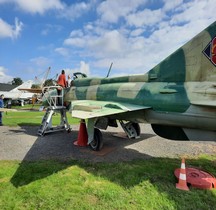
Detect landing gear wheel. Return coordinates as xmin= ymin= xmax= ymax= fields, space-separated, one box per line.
xmin=67 ymin=128 xmax=72 ymax=133
xmin=131 ymin=123 xmax=140 ymax=138
xmin=89 ymin=128 xmax=103 ymax=151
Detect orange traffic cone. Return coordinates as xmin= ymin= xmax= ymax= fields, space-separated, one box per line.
xmin=176 ymin=158 xmax=189 ymax=191
xmin=74 ymin=119 xmax=88 ymax=147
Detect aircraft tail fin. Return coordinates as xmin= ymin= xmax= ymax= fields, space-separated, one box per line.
xmin=10 ymin=80 xmax=33 ymax=92
xmin=148 ymin=21 xmax=216 ymax=82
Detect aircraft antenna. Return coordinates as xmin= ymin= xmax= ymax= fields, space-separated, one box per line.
xmin=106 ymin=62 xmax=113 ymax=78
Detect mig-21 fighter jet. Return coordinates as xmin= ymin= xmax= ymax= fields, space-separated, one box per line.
xmin=43 ymin=21 xmax=216 ymax=151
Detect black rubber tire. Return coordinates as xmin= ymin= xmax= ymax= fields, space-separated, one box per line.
xmin=131 ymin=123 xmax=141 ymax=138
xmin=89 ymin=128 xmax=103 ymax=151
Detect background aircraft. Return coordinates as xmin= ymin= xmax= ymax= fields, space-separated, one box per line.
xmin=0 ymin=80 xmax=34 ymax=105
xmin=43 ymin=21 xmax=216 ymax=151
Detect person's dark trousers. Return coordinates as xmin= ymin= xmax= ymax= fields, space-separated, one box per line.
xmin=57 ymin=88 xmax=63 ymax=106
xmin=0 ymin=112 xmax=2 ymax=125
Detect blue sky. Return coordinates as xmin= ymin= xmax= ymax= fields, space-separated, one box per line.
xmin=0 ymin=0 xmax=216 ymax=83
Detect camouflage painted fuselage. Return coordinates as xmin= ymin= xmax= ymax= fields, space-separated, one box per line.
xmin=63 ymin=21 xmax=216 ymax=141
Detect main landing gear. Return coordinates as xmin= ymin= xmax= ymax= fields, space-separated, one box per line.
xmin=89 ymin=120 xmax=140 ymax=151
xmin=119 ymin=120 xmax=141 ymax=139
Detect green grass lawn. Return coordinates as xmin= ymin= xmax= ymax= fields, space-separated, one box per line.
xmin=0 ymin=156 xmax=216 ymax=210
xmin=2 ymin=105 xmax=79 ymax=126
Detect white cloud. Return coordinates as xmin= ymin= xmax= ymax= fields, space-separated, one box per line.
xmin=97 ymin=0 xmax=147 ymax=24
xmin=64 ymin=37 xmax=86 ymax=48
xmin=88 ymin=30 xmax=127 ymax=57
xmin=54 ymin=47 xmax=69 ymax=57
xmin=41 ymin=24 xmax=63 ymax=36
xmin=64 ymin=28 xmax=128 ymax=58
xmin=80 ymin=61 xmax=90 ymax=76
xmin=63 ymin=29 xmax=86 ymax=47
xmin=162 ymin=0 xmax=183 ymax=12
xmin=59 ymin=1 xmax=92 ymax=20
xmin=0 ymin=66 xmax=13 ymax=83
xmin=170 ymin=0 xmax=216 ymax=27
xmin=64 ymin=61 xmax=90 ymax=77
xmin=0 ymin=0 xmax=64 ymax=14
xmin=84 ymin=23 xmax=94 ymax=31
xmin=130 ymin=28 xmax=144 ymax=37
xmin=126 ymin=8 xmax=165 ymax=27
xmin=0 ymin=0 xmax=97 ymax=21
xmin=30 ymin=56 xmax=51 ymax=67
xmin=0 ymin=17 xmax=23 ymax=39
xmin=13 ymin=17 xmax=23 ymax=38
xmin=70 ymin=29 xmax=84 ymax=37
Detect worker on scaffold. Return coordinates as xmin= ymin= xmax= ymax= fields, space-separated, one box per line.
xmin=57 ymin=70 xmax=67 ymax=106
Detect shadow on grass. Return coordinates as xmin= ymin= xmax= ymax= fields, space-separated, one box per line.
xmin=10 ymin=157 xmax=216 ymax=209
xmin=18 ymin=123 xmax=41 ymax=126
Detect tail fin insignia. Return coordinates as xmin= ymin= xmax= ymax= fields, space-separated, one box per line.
xmin=203 ymin=36 xmax=216 ymax=66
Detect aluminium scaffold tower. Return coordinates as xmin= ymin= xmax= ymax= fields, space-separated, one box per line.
xmin=37 ymin=86 xmax=71 ymax=136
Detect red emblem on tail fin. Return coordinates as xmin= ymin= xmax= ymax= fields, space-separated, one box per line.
xmin=211 ymin=37 xmax=216 ymax=65
xmin=203 ymin=36 xmax=216 ymax=66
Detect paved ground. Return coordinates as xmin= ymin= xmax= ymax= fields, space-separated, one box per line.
xmin=0 ymin=124 xmax=216 ymax=162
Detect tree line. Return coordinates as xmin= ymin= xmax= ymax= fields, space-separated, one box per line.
xmin=10 ymin=77 xmax=55 ymax=88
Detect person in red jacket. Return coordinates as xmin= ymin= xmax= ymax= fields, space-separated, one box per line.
xmin=57 ymin=70 xmax=67 ymax=88
xmin=57 ymin=70 xmax=67 ymax=105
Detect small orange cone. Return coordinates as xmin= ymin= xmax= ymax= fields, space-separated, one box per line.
xmin=74 ymin=119 xmax=88 ymax=147
xmin=176 ymin=158 xmax=189 ymax=191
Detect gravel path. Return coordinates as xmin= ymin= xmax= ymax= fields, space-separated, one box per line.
xmin=0 ymin=124 xmax=216 ymax=162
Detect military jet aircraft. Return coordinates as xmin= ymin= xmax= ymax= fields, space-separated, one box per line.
xmin=43 ymin=21 xmax=216 ymax=151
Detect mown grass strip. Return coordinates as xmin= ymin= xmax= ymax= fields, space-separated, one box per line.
xmin=3 ymin=108 xmax=79 ymax=126
xmin=0 ymin=156 xmax=215 ymax=209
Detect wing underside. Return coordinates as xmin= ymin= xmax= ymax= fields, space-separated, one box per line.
xmin=70 ymin=100 xmax=150 ymax=119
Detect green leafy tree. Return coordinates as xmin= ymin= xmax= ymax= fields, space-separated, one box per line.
xmin=31 ymin=84 xmax=41 ymax=89
xmin=44 ymin=79 xmax=55 ymax=87
xmin=11 ymin=77 xmax=23 ymax=85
